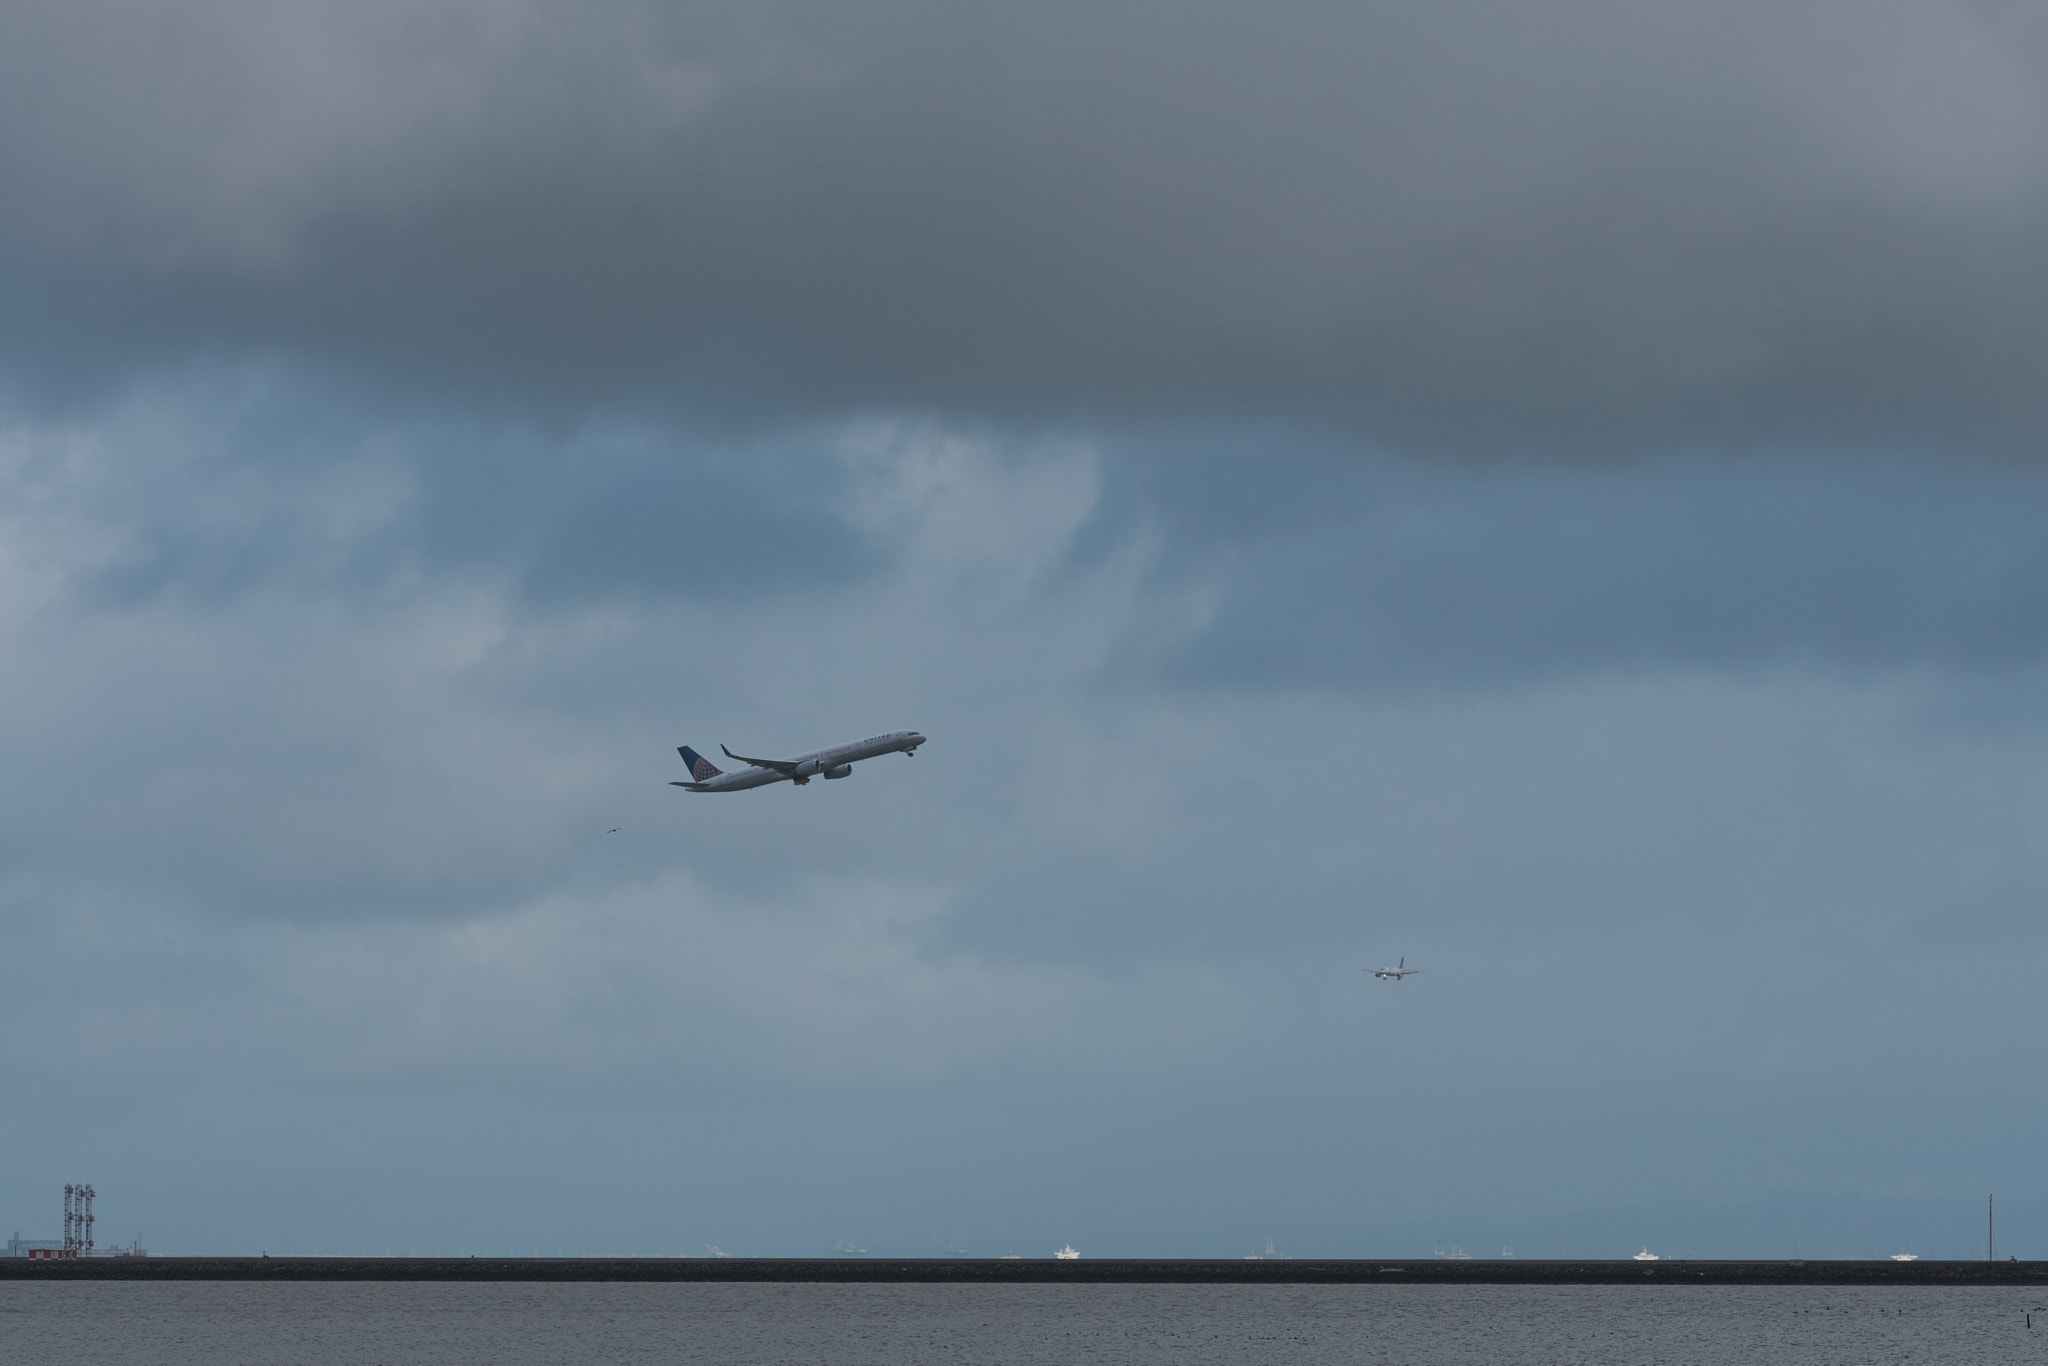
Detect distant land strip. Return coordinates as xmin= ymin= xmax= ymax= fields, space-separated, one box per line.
xmin=5 ymin=1259 xmax=2047 ymax=1284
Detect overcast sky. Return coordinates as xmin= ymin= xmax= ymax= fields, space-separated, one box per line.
xmin=3 ymin=0 xmax=2047 ymax=1259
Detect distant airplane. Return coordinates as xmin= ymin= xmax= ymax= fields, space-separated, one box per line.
xmin=670 ymin=731 xmax=927 ymax=792
xmin=1372 ymin=958 xmax=1422 ymax=981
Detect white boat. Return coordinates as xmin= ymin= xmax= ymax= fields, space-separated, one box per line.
xmin=1633 ymin=1248 xmax=1660 ymax=1261
xmin=1890 ymin=1252 xmax=1918 ymax=1262
xmin=1054 ymin=1245 xmax=1079 ymax=1260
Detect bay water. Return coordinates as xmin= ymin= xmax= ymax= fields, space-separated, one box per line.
xmin=4 ymin=1280 xmax=2043 ymax=1364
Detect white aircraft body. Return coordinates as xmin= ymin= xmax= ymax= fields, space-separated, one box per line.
xmin=1372 ymin=958 xmax=1422 ymax=981
xmin=670 ymin=731 xmax=926 ymax=792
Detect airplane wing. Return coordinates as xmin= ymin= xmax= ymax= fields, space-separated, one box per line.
xmin=721 ymin=744 xmax=798 ymax=774
xmin=669 ymin=781 xmax=710 ymax=791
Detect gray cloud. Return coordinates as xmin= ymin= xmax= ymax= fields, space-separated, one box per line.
xmin=5 ymin=394 xmax=2048 ymax=1254
xmin=4 ymin=1 xmax=2048 ymax=452
xmin=1112 ymin=442 xmax=2048 ymax=686
xmin=10 ymin=386 xmax=2048 ymax=949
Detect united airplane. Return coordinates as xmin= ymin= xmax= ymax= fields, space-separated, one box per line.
xmin=1371 ymin=958 xmax=1422 ymax=981
xmin=670 ymin=731 xmax=927 ymax=792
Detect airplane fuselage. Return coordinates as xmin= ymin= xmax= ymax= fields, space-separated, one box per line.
xmin=675 ymin=731 xmax=926 ymax=792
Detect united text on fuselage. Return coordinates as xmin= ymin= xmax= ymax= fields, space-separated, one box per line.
xmin=670 ymin=731 xmax=927 ymax=792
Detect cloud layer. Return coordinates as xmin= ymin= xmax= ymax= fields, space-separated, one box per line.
xmin=4 ymin=3 xmax=2047 ymax=1258
xmin=4 ymin=1 xmax=2048 ymax=453
xmin=5 ymin=385 xmax=2048 ymax=1253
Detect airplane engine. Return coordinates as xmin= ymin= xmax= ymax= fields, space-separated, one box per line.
xmin=822 ymin=764 xmax=854 ymax=779
xmin=793 ymin=758 xmax=823 ymax=779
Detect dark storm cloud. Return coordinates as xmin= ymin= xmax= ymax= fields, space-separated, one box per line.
xmin=3 ymin=0 xmax=2047 ymax=453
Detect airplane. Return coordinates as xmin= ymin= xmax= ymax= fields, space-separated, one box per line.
xmin=670 ymin=731 xmax=927 ymax=792
xmin=1371 ymin=958 xmax=1422 ymax=981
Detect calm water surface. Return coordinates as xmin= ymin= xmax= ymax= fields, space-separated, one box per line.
xmin=3 ymin=1281 xmax=2043 ymax=1364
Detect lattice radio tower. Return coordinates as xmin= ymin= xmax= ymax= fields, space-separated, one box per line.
xmin=61 ymin=1183 xmax=94 ymax=1255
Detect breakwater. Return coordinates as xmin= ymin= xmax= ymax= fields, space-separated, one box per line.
xmin=4 ymin=1258 xmax=2045 ymax=1284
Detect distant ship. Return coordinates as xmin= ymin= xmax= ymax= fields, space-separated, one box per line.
xmin=1890 ymin=1252 xmax=1919 ymax=1262
xmin=1633 ymin=1248 xmax=1660 ymax=1261
xmin=1055 ymin=1245 xmax=1079 ymax=1260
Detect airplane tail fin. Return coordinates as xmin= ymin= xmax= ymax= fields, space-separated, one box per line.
xmin=678 ymin=745 xmax=723 ymax=782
